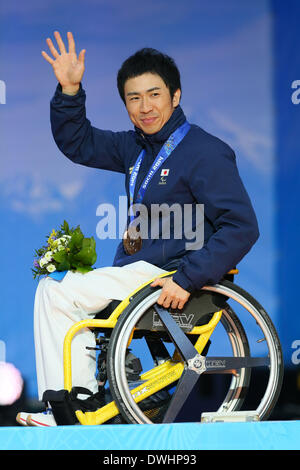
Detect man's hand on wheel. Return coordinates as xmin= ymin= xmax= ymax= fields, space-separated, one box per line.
xmin=42 ymin=31 xmax=85 ymax=95
xmin=150 ymin=277 xmax=190 ymax=310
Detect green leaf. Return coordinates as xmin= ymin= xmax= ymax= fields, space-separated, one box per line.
xmin=74 ymin=266 xmax=94 ymax=274
xmin=73 ymin=246 xmax=97 ymax=266
xmin=52 ymin=250 xmax=68 ymax=263
xmin=62 ymin=220 xmax=70 ymax=234
xmin=68 ymin=228 xmax=84 ymax=251
xmin=57 ymin=259 xmax=71 ymax=271
xmin=72 ymin=237 xmax=97 ymax=265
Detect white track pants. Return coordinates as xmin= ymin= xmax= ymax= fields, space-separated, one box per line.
xmin=33 ymin=261 xmax=165 ymax=400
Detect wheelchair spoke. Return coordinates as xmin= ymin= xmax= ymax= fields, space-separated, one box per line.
xmin=205 ymin=356 xmax=270 ymax=372
xmin=162 ymin=368 xmax=201 ymax=423
xmin=153 ymin=305 xmax=198 ymax=362
xmin=153 ymin=305 xmax=208 ymax=423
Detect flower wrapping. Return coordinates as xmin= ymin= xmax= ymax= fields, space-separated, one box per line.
xmin=32 ymin=220 xmax=97 ymax=279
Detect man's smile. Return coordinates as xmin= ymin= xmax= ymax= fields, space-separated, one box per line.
xmin=140 ymin=117 xmax=158 ymax=125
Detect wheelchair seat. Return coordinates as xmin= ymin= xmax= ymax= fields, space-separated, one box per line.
xmin=94 ymin=299 xmax=122 ymax=320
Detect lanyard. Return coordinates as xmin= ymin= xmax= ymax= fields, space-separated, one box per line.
xmin=128 ymin=120 xmax=191 ymax=223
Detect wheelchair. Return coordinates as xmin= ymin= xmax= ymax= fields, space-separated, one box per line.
xmin=62 ymin=269 xmax=283 ymax=425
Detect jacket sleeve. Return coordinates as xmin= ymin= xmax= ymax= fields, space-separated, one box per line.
xmin=50 ymin=84 xmax=129 ymax=173
xmin=172 ymin=142 xmax=259 ymax=292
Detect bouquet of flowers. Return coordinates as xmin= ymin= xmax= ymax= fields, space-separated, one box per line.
xmin=32 ymin=220 xmax=97 ymax=279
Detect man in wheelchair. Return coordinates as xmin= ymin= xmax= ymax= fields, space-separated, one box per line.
xmin=17 ymin=31 xmax=259 ymax=426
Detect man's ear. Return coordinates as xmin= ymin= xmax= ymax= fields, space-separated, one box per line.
xmin=172 ymin=88 xmax=181 ymax=107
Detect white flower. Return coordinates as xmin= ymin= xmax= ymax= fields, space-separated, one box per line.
xmin=61 ymin=235 xmax=71 ymax=243
xmin=39 ymin=257 xmax=47 ymax=268
xmin=44 ymin=251 xmax=53 ymax=262
xmin=46 ymin=264 xmax=56 ymax=273
xmin=54 ymin=235 xmax=71 ymax=247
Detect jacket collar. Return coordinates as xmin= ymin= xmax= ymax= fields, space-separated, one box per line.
xmin=134 ymin=105 xmax=187 ymax=150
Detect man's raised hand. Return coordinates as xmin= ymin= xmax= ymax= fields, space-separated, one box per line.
xmin=42 ymin=31 xmax=86 ymax=95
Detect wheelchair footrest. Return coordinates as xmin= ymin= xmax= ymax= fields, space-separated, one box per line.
xmin=201 ymin=411 xmax=260 ymax=423
xmin=42 ymin=387 xmax=107 ymax=425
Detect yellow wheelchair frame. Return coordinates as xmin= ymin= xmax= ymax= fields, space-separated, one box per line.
xmin=62 ymin=269 xmax=240 ymax=425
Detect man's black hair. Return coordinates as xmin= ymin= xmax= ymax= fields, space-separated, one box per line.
xmin=117 ymin=47 xmax=182 ymax=104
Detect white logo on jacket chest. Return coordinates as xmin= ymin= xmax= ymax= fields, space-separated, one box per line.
xmin=159 ymin=168 xmax=170 ymax=185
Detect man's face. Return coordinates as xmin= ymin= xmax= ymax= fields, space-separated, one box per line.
xmin=124 ymin=72 xmax=181 ymax=135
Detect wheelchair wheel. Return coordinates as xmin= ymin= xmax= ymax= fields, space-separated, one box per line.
xmin=107 ymin=279 xmax=283 ymax=424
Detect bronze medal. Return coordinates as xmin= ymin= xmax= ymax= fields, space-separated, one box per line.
xmin=123 ymin=228 xmax=142 ymax=255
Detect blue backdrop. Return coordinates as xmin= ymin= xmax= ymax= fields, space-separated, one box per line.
xmin=272 ymin=0 xmax=300 ymax=366
xmin=0 ymin=0 xmax=298 ymax=399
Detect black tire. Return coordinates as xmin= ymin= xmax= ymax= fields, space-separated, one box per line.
xmin=107 ymin=280 xmax=283 ymax=424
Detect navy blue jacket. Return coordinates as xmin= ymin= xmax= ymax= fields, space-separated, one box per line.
xmin=50 ymin=84 xmax=259 ymax=292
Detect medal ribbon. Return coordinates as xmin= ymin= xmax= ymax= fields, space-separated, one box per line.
xmin=128 ymin=120 xmax=191 ymax=224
